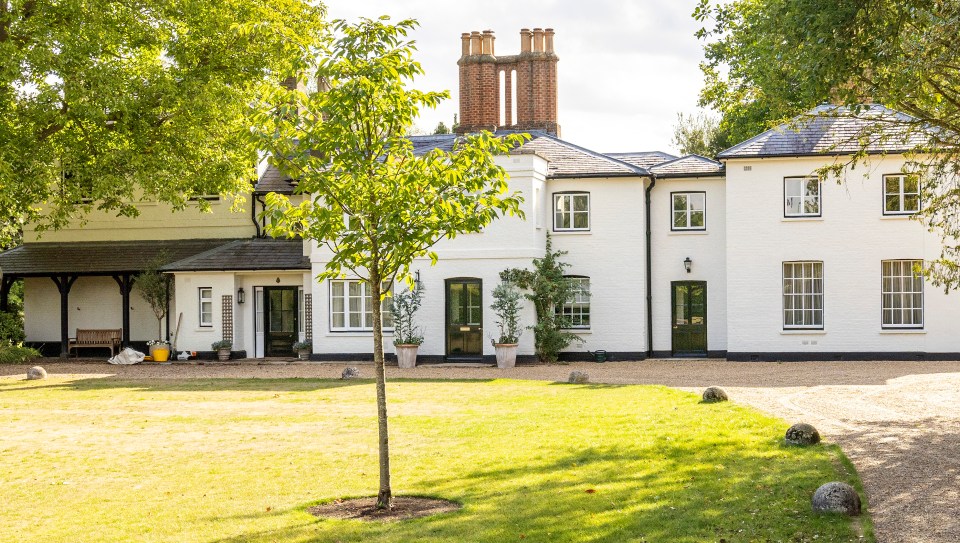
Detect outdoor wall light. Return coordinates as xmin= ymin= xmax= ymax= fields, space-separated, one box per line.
xmin=237 ymin=287 xmax=245 ymax=304
xmin=414 ymin=270 xmax=422 ymax=289
xmin=684 ymin=257 xmax=693 ymax=274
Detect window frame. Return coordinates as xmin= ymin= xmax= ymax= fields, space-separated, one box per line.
xmin=882 ymin=174 xmax=921 ymax=216
xmin=552 ymin=192 xmax=591 ymax=232
xmin=558 ymin=276 xmax=591 ymax=329
xmin=670 ymin=191 xmax=707 ymax=231
xmin=782 ymin=261 xmax=824 ymax=330
xmin=881 ymin=259 xmax=924 ymax=329
xmin=783 ymin=176 xmax=822 ymax=218
xmin=198 ymin=287 xmax=213 ymax=328
xmin=328 ymin=279 xmax=394 ymax=332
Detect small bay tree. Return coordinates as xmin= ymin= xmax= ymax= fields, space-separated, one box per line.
xmin=253 ymin=17 xmax=526 ymax=509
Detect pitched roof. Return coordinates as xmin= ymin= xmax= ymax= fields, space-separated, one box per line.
xmin=0 ymin=239 xmax=236 ymax=277
xmin=605 ymin=151 xmax=678 ymax=169
xmin=161 ymin=238 xmax=309 ymax=272
xmin=255 ymin=164 xmax=296 ymax=194
xmin=649 ymin=155 xmax=725 ymax=178
xmin=718 ymin=104 xmax=931 ymax=159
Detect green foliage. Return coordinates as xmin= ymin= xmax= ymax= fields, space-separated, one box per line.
xmin=0 ymin=343 xmax=40 ymax=364
xmin=0 ymin=0 xmax=327 ymax=247
xmin=432 ymin=121 xmax=451 ymax=135
xmin=135 ymin=255 xmax=172 ymax=340
xmin=490 ymin=281 xmax=522 ymax=345
xmin=0 ymin=311 xmax=24 ymax=344
xmin=389 ymin=286 xmax=424 ymax=346
xmin=694 ymin=0 xmax=960 ymax=288
xmin=501 ymin=235 xmax=583 ymax=363
xmin=292 ymin=340 xmax=312 ymax=351
xmin=671 ymin=111 xmax=724 ymax=158
xmin=211 ymin=339 xmax=232 ymax=350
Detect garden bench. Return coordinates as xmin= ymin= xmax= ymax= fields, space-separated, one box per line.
xmin=68 ymin=329 xmax=122 ymax=357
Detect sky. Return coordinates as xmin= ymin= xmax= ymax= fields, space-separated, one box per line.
xmin=323 ymin=0 xmax=712 ymax=155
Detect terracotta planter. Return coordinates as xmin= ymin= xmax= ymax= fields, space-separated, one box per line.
xmin=217 ymin=348 xmax=231 ymax=361
xmin=395 ymin=344 xmax=419 ymax=369
xmin=494 ymin=343 xmax=518 ymax=369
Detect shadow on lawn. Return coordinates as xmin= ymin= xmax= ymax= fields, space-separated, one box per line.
xmin=207 ymin=441 xmax=869 ymax=543
xmin=0 ymin=376 xmax=497 ymax=393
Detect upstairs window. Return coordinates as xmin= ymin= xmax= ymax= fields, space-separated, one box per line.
xmin=883 ymin=174 xmax=920 ymax=215
xmin=553 ymin=192 xmax=590 ymax=231
xmin=671 ymin=192 xmax=706 ymax=230
xmin=784 ymin=177 xmax=821 ymax=217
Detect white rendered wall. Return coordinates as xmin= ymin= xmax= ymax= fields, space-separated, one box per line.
xmin=725 ymin=155 xmax=960 ymax=355
xmin=650 ymin=176 xmax=727 ymax=354
xmin=172 ymin=273 xmax=237 ymax=352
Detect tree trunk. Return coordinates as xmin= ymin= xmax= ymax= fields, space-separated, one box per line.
xmin=370 ymin=270 xmax=392 ymax=509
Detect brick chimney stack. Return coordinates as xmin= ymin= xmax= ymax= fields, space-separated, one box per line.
xmin=456 ymin=27 xmax=560 ymax=137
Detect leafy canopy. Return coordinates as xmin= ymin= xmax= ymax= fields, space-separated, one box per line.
xmin=0 ymin=0 xmax=327 ymax=246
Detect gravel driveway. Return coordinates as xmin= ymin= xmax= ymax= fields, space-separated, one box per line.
xmin=4 ymin=358 xmax=959 ymax=543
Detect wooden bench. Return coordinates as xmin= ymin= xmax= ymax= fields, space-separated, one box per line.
xmin=68 ymin=329 xmax=122 ymax=357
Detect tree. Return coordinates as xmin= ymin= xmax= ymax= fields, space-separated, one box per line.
xmin=135 ymin=255 xmax=172 ymax=341
xmin=694 ymin=0 xmax=960 ymax=287
xmin=0 ymin=0 xmax=327 ymax=247
xmin=671 ymin=111 xmax=724 ymax=157
xmin=432 ymin=121 xmax=451 ymax=135
xmin=253 ymin=17 xmax=526 ymax=509
xmin=501 ymin=235 xmax=583 ymax=363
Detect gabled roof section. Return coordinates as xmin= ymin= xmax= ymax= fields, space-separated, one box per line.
xmin=718 ymin=104 xmax=931 ymax=159
xmin=161 ymin=238 xmax=309 ymax=272
xmin=0 ymin=239 xmax=237 ymax=277
xmin=605 ymin=151 xmax=678 ymax=169
xmin=649 ymin=155 xmax=724 ymax=178
xmin=255 ymin=164 xmax=296 ymax=194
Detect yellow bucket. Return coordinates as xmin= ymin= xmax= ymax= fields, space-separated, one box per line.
xmin=152 ymin=348 xmax=170 ymax=362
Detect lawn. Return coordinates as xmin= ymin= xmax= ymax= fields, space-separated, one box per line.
xmin=0 ymin=376 xmax=872 ymax=542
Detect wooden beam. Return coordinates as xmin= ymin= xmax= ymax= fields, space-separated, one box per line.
xmin=0 ymin=275 xmax=15 ymax=312
xmin=112 ymin=274 xmax=135 ymax=347
xmin=51 ymin=274 xmax=78 ymax=358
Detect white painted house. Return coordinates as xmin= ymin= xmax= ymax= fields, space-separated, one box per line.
xmin=1 ymin=29 xmax=957 ymax=361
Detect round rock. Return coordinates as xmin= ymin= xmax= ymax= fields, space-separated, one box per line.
xmin=785 ymin=423 xmax=821 ymax=446
xmin=341 ymin=367 xmax=361 ymax=380
xmin=568 ymin=371 xmax=590 ymax=384
xmin=26 ymin=366 xmax=47 ymax=380
xmin=812 ymin=482 xmax=861 ymax=516
xmin=701 ymin=386 xmax=728 ymax=403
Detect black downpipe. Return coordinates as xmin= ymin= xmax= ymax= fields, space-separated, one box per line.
xmin=252 ymin=195 xmax=263 ymax=238
xmin=644 ymin=174 xmax=657 ymax=358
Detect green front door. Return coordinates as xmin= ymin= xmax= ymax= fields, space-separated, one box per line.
xmin=446 ymin=279 xmax=482 ymax=359
xmin=265 ymin=287 xmax=297 ymax=357
xmin=671 ymin=281 xmax=707 ymax=357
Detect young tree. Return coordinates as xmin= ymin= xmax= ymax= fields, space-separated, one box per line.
xmin=0 ymin=0 xmax=327 ymax=247
xmin=694 ymin=0 xmax=960 ymax=287
xmin=253 ymin=17 xmax=526 ymax=509
xmin=135 ymin=255 xmax=173 ymax=342
xmin=671 ymin=111 xmax=724 ymax=158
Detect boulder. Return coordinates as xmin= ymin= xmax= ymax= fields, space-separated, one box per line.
xmin=701 ymin=386 xmax=728 ymax=403
xmin=341 ymin=367 xmax=361 ymax=380
xmin=26 ymin=366 xmax=47 ymax=380
xmin=785 ymin=423 xmax=821 ymax=446
xmin=568 ymin=371 xmax=590 ymax=384
xmin=812 ymin=482 xmax=861 ymax=516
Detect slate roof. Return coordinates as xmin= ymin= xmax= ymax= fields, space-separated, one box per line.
xmin=649 ymin=155 xmax=725 ymax=178
xmin=718 ymin=104 xmax=932 ymax=159
xmin=0 ymin=239 xmax=236 ymax=277
xmin=161 ymin=238 xmax=309 ymax=272
xmin=255 ymin=164 xmax=296 ymax=194
xmin=605 ymin=151 xmax=678 ymax=169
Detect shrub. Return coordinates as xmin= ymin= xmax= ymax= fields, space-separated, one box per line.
xmin=292 ymin=340 xmax=312 ymax=351
xmin=389 ymin=285 xmax=424 ymax=346
xmin=0 ymin=343 xmax=42 ymax=364
xmin=0 ymin=311 xmax=25 ymax=344
xmin=490 ymin=281 xmax=523 ymax=345
xmin=211 ymin=340 xmax=232 ymax=350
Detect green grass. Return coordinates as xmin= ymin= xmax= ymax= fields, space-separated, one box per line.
xmin=0 ymin=377 xmax=872 ymax=542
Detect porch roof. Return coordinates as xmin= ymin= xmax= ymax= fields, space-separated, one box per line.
xmin=0 ymin=239 xmax=238 ymax=277
xmin=160 ymin=238 xmax=309 ymax=272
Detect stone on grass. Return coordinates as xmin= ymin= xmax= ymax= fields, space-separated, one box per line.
xmin=812 ymin=482 xmax=861 ymax=516
xmin=341 ymin=367 xmax=361 ymax=380
xmin=568 ymin=371 xmax=590 ymax=384
xmin=701 ymin=386 xmax=728 ymax=403
xmin=785 ymin=423 xmax=821 ymax=446
xmin=26 ymin=366 xmax=47 ymax=380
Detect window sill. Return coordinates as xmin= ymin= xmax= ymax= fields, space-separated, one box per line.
xmin=879 ymin=214 xmax=916 ymax=220
xmin=668 ymin=230 xmax=708 ymax=236
xmin=194 ymin=328 xmax=215 ymax=333
xmin=879 ymin=329 xmax=926 ymax=334
xmin=780 ymin=330 xmax=826 ymax=335
xmin=552 ymin=230 xmax=592 ymax=236
xmin=781 ymin=217 xmax=823 ymax=222
xmin=563 ymin=328 xmax=592 ymax=334
xmin=325 ymin=331 xmax=394 ymax=337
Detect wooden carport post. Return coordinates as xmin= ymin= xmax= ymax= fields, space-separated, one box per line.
xmin=51 ymin=274 xmax=78 ymax=358
xmin=112 ymin=274 xmax=135 ymax=347
xmin=0 ymin=275 xmax=15 ymax=312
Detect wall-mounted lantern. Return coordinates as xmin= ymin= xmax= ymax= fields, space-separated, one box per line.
xmin=684 ymin=257 xmax=692 ymax=274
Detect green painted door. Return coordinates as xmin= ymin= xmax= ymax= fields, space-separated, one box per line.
xmin=265 ymin=287 xmax=297 ymax=357
xmin=671 ymin=281 xmax=707 ymax=356
xmin=446 ymin=279 xmax=482 ymax=358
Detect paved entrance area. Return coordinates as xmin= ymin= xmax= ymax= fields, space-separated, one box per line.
xmin=5 ymin=358 xmax=959 ymax=542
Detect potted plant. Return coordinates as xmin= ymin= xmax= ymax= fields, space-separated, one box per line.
xmin=389 ymin=285 xmax=423 ymax=369
xmin=211 ymin=339 xmax=232 ymax=361
xmin=147 ymin=339 xmax=171 ymax=362
xmin=490 ymin=281 xmax=523 ymax=368
xmin=293 ymin=340 xmax=312 ymax=360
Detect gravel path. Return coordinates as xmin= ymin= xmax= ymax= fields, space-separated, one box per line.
xmin=5 ymin=358 xmax=959 ymax=542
